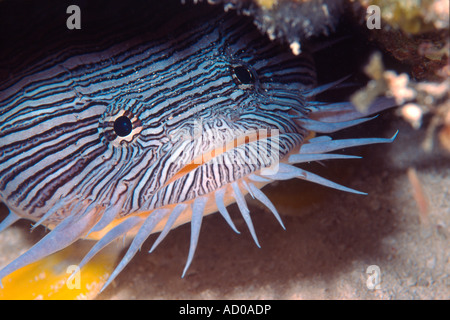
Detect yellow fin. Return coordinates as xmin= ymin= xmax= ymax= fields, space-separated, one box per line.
xmin=0 ymin=241 xmax=120 ymax=300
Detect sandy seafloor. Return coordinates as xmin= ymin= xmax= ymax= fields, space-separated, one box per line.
xmin=0 ymin=111 xmax=448 ymax=300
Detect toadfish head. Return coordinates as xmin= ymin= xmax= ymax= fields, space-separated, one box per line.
xmin=0 ymin=2 xmax=397 ymax=291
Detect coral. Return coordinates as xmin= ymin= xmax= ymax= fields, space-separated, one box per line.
xmin=348 ymin=0 xmax=449 ymax=81
xmin=344 ymin=0 xmax=450 ymax=152
xmin=350 ymin=49 xmax=450 ymax=152
xmin=211 ymin=0 xmax=345 ymax=54
xmin=357 ymin=0 xmax=449 ymax=34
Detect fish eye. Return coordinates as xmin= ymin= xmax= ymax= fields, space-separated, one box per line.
xmin=232 ymin=65 xmax=254 ymax=85
xmin=114 ymin=115 xmax=133 ymax=137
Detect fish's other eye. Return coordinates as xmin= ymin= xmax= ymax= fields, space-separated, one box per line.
xmin=232 ymin=65 xmax=254 ymax=85
xmin=114 ymin=115 xmax=133 ymax=137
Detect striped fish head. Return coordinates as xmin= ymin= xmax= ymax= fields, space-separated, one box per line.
xmin=0 ymin=2 xmax=396 ymax=291
xmin=0 ymin=10 xmax=315 ymax=234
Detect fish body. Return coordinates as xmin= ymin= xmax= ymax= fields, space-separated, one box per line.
xmin=0 ymin=0 xmax=396 ymax=293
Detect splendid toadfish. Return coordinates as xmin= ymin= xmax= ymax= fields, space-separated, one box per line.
xmin=0 ymin=0 xmax=397 ymax=298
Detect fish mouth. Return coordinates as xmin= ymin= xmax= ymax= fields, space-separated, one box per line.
xmin=85 ymin=127 xmax=298 ymax=242
xmin=164 ymin=128 xmax=287 ymax=189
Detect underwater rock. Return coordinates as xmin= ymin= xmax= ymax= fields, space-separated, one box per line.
xmin=215 ymin=1 xmax=448 ymax=81
xmin=343 ymin=0 xmax=449 ymax=152
xmin=348 ymin=0 xmax=449 ymax=81
xmin=211 ymin=0 xmax=346 ymax=54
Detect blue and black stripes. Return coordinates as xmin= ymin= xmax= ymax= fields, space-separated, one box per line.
xmin=0 ymin=0 xmax=397 ymax=290
xmin=0 ymin=2 xmax=313 ymax=221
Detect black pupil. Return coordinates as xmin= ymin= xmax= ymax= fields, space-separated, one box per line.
xmin=114 ymin=116 xmax=132 ymax=137
xmin=233 ymin=66 xmax=253 ymax=84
